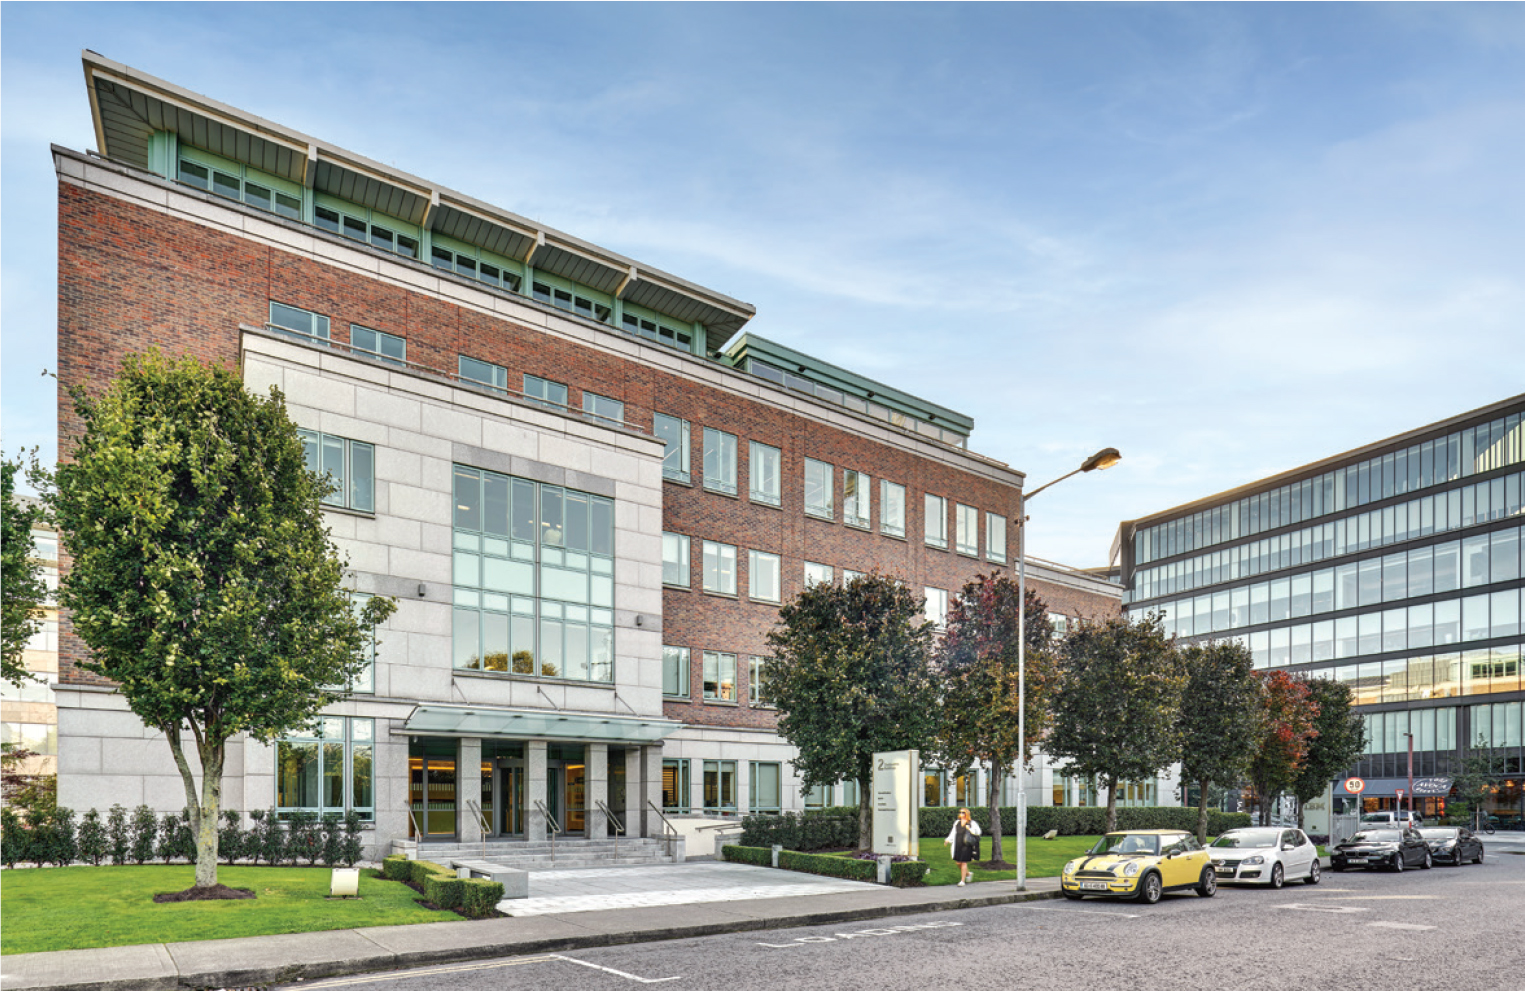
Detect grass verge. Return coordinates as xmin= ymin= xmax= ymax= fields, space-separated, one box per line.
xmin=829 ymin=835 xmax=1101 ymax=886
xmin=1 ymin=865 xmax=450 ymax=955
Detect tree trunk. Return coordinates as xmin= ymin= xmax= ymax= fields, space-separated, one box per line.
xmin=858 ymin=776 xmax=872 ymax=851
xmin=165 ymin=727 xmax=223 ymax=889
xmin=987 ymin=766 xmax=1004 ymax=864
xmin=1104 ymin=775 xmax=1119 ymax=834
xmin=1196 ymin=778 xmax=1211 ymax=845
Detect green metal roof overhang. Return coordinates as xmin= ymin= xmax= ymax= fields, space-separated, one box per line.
xmin=398 ymin=705 xmax=682 ymax=745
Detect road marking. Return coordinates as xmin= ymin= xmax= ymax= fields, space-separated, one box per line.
xmin=1367 ymin=921 xmax=1436 ymax=931
xmin=550 ymin=955 xmax=680 ymax=984
xmin=756 ymin=921 xmax=962 ymax=947
xmin=1024 ymin=906 xmax=1139 ymax=919
xmin=1275 ymin=903 xmax=1371 ymax=914
xmin=1334 ymin=895 xmax=1438 ymax=901
xmin=293 ymin=957 xmax=558 ymax=988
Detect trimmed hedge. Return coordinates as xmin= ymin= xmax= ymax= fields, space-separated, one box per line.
xmin=459 ymin=878 xmax=506 ymax=918
xmin=423 ymin=872 xmax=464 ymax=910
xmin=889 ymin=859 xmax=930 ymax=886
xmin=738 ymin=812 xmax=857 ymax=851
xmin=382 ymin=854 xmax=413 ymax=881
xmin=917 ymin=805 xmax=1251 ymax=838
xmin=777 ymin=850 xmax=878 ymax=882
xmin=408 ymin=858 xmax=453 ymax=885
xmin=720 ymin=844 xmax=774 ymax=867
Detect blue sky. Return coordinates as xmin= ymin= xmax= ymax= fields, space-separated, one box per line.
xmin=4 ymin=3 xmax=1522 ymax=566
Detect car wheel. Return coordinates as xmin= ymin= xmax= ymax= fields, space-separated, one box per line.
xmin=1392 ymin=853 xmax=1405 ymax=873
xmin=1269 ymin=863 xmax=1284 ymax=889
xmin=1136 ymin=872 xmax=1162 ymax=905
xmin=1305 ymin=860 xmax=1321 ymax=885
xmin=1475 ymin=848 xmax=1484 ymax=865
xmin=1062 ymin=889 xmax=1083 ymax=900
xmin=1421 ymin=851 xmax=1432 ymax=870
xmin=1196 ymin=867 xmax=1217 ymax=898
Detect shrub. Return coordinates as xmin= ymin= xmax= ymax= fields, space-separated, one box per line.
xmin=1 ymin=806 xmax=31 ymax=867
xmin=129 ymin=805 xmax=158 ymax=864
xmin=888 ymin=859 xmax=928 ymax=887
xmin=107 ymin=804 xmax=130 ymax=865
xmin=917 ymin=805 xmax=1251 ymax=838
xmin=340 ymin=810 xmax=364 ymax=866
xmin=381 ymin=854 xmax=413 ymax=881
xmin=219 ymin=809 xmax=245 ymax=865
xmin=409 ymin=859 xmax=454 ymax=885
xmin=721 ymin=844 xmax=774 ymax=867
xmin=78 ymin=808 xmax=108 ymax=866
xmin=249 ymin=808 xmax=287 ymax=865
xmin=286 ymin=810 xmax=323 ymax=865
xmin=458 ymin=878 xmax=505 ymax=918
xmin=320 ymin=815 xmax=345 ymax=867
xmin=739 ymin=812 xmax=857 ymax=851
xmin=423 ymin=871 xmax=464 ymax=910
xmin=777 ymin=850 xmax=877 ymax=882
xmin=40 ymin=806 xmax=78 ymax=866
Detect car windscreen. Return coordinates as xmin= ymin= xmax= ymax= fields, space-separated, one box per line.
xmin=1090 ymin=834 xmax=1160 ymax=855
xmin=1418 ymin=828 xmax=1460 ymax=840
xmin=1349 ymin=829 xmax=1401 ymax=843
xmin=1210 ymin=829 xmax=1279 ymax=848
xmin=1360 ymin=814 xmax=1391 ymax=822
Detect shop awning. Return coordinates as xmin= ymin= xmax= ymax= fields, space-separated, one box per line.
xmin=1342 ymin=776 xmax=1453 ymax=798
xmin=398 ymin=704 xmax=681 ymax=744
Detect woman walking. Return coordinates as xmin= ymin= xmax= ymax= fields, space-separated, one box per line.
xmin=945 ymin=807 xmax=982 ymax=886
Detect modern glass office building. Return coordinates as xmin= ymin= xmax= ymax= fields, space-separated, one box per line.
xmin=1118 ymin=396 xmax=1525 ymax=829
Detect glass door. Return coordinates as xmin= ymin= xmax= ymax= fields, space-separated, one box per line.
xmin=564 ymin=762 xmax=586 ymax=834
xmin=408 ymin=754 xmax=457 ymax=838
xmin=499 ymin=762 xmax=525 ymax=835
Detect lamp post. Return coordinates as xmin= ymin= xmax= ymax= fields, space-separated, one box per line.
xmin=1015 ymin=447 xmax=1120 ymax=890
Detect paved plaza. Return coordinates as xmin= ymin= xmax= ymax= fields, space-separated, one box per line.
xmin=500 ymin=861 xmax=877 ymax=916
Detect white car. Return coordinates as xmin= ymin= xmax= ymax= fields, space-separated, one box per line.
xmin=1209 ymin=827 xmax=1321 ymax=888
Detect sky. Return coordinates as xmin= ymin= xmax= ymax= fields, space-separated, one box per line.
xmin=3 ymin=3 xmax=1523 ymax=567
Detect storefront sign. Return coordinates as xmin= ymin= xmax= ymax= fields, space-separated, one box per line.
xmin=872 ymin=749 xmax=919 ymax=857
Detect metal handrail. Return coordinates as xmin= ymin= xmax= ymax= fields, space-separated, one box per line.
xmin=646 ymin=799 xmax=681 ymax=859
xmin=596 ymin=800 xmax=625 ymax=859
xmin=405 ymin=804 xmax=424 ymax=845
xmin=534 ymin=799 xmax=561 ymax=866
xmin=467 ymin=800 xmax=491 ymax=858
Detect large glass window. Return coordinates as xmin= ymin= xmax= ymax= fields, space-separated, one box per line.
xmin=348 ymin=592 xmax=377 ymax=694
xmin=349 ymin=325 xmax=405 ymax=367
xmin=881 ymin=480 xmax=906 ymax=538
xmin=750 ymin=442 xmax=781 ymax=506
xmin=655 ymin=414 xmax=691 ymax=483
xmin=662 ymin=759 xmax=691 ymax=812
xmin=583 ymin=392 xmax=625 ymax=425
xmin=749 ymin=762 xmax=782 ymax=813
xmin=299 ymin=429 xmax=375 ymax=513
xmin=956 ymin=504 xmax=979 ymax=556
xmin=749 ymin=656 xmax=771 ymax=707
xmin=663 ymin=533 xmax=691 ymax=587
xmin=704 ymin=759 xmax=738 ymax=812
xmin=805 ymin=459 xmax=834 ymax=519
xmin=452 ymin=466 xmax=615 ymax=683
xmin=925 ymin=494 xmax=948 ymax=548
xmin=804 ymin=561 xmax=834 ymax=587
xmin=269 ymin=301 xmax=330 ymax=344
xmin=704 ymin=428 xmax=738 ymax=495
xmin=276 ymin=717 xmax=374 ymax=821
xmin=925 ymin=586 xmax=948 ymax=628
xmin=703 ymin=540 xmax=737 ymax=595
xmin=524 ymin=374 xmax=569 ymax=409
xmin=986 ymin=512 xmax=1007 ymax=564
xmin=749 ymin=550 xmax=782 ymax=603
xmin=459 ymin=355 xmax=509 ymax=394
xmin=843 ymin=470 xmax=871 ymax=528
xmin=703 ymin=651 xmax=737 ymax=702
xmin=663 ymin=646 xmax=689 ymax=699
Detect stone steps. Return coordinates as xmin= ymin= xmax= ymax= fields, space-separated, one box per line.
xmin=395 ymin=836 xmax=677 ymax=871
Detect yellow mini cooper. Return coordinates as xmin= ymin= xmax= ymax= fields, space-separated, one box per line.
xmin=1060 ymin=830 xmax=1217 ymax=905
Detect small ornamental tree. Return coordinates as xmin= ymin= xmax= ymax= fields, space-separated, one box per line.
xmin=53 ymin=351 xmax=396 ymax=895
xmin=1448 ymin=735 xmax=1507 ymax=828
xmin=1178 ymin=639 xmax=1265 ymax=844
xmin=1248 ymin=671 xmax=1318 ymax=825
xmin=1047 ymin=613 xmax=1187 ymax=833
xmin=2 ymin=455 xmax=49 ymax=688
xmin=764 ymin=572 xmax=940 ymax=850
xmin=1292 ymin=677 xmax=1366 ymax=829
xmin=933 ymin=575 xmax=1055 ymax=865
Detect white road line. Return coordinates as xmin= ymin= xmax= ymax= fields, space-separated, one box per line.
xmin=1367 ymin=921 xmax=1436 ymax=931
xmin=1275 ymin=903 xmax=1370 ymax=914
xmin=551 ymin=954 xmax=681 ymax=984
xmin=1024 ymin=906 xmax=1139 ymax=919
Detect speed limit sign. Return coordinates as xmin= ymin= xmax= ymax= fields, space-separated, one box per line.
xmin=1343 ymin=778 xmax=1366 ymax=795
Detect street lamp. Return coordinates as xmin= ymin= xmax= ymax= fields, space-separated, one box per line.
xmin=1015 ymin=447 xmax=1120 ymax=890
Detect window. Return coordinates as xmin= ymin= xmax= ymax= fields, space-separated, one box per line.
xmin=749 ymin=656 xmax=771 ymax=707
xmin=313 ymin=201 xmax=419 ymax=258
xmin=654 ymin=414 xmax=691 ymax=483
xmin=844 ymin=470 xmax=871 ymax=528
xmin=881 ymin=480 xmax=906 ymax=538
xmin=749 ymin=550 xmax=782 ymax=603
xmin=269 ymin=301 xmax=330 ymax=344
xmin=925 ymin=586 xmax=948 ymax=628
xmin=275 ymin=716 xmax=374 ymax=821
xmin=703 ymin=651 xmax=737 ymax=702
xmin=524 ymin=374 xmax=569 ymax=409
xmin=452 ymin=465 xmax=615 ymax=683
xmin=925 ymin=494 xmax=948 ymax=548
xmin=750 ymin=761 xmax=782 ymax=813
xmin=703 ymin=428 xmax=738 ymax=495
xmin=1049 ymin=613 xmax=1071 ymax=638
xmin=531 ymin=278 xmax=612 ymax=324
xmin=804 ymin=561 xmax=834 ymax=586
xmin=663 ymin=533 xmax=691 ymax=587
xmin=583 ymin=392 xmax=625 ymax=425
xmin=703 ymin=759 xmax=738 ymax=812
xmin=750 ymin=442 xmax=781 ymax=506
xmin=621 ymin=305 xmax=693 ymax=351
xmin=663 ymin=646 xmax=690 ymax=699
xmin=703 ymin=540 xmax=737 ymax=595
xmin=179 ymin=154 xmax=301 ymax=219
xmin=459 ymin=355 xmax=508 ymax=394
xmin=299 ymin=429 xmax=375 ymax=513
xmin=662 ymin=759 xmax=691 ymax=812
xmin=1 ymin=722 xmax=56 ymax=756
xmin=986 ymin=512 xmax=1007 ymax=564
xmin=348 ymin=593 xmax=377 ymax=694
xmin=350 ymin=325 xmax=405 ymax=367
xmin=805 ymin=458 xmax=834 ymax=520
xmin=430 ymin=240 xmax=523 ymax=293
xmin=956 ymin=504 xmax=979 ymax=556
xmin=843 ymin=569 xmax=865 ymax=583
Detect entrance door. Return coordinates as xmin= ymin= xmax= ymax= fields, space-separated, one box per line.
xmin=408 ymin=756 xmax=457 ymax=839
xmin=546 ymin=762 xmax=586 ymax=835
xmin=498 ymin=762 xmax=525 ymax=836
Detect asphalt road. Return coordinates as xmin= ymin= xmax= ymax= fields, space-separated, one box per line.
xmin=282 ymin=849 xmax=1525 ymax=991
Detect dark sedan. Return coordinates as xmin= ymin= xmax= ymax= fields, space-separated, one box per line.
xmin=1417 ymin=826 xmax=1485 ymax=866
xmin=1330 ymin=828 xmax=1432 ymax=872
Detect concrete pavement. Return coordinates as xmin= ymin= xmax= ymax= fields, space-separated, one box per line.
xmin=0 ymin=864 xmax=1064 ymax=991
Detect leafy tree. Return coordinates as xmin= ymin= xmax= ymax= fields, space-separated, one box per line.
xmin=1178 ymin=639 xmax=1265 ymax=843
xmin=764 ymin=572 xmax=940 ymax=850
xmin=1248 ymin=671 xmax=1318 ymax=825
xmin=933 ymin=574 xmax=1055 ymax=865
xmin=1449 ymin=735 xmax=1508 ymax=828
xmin=52 ymin=351 xmax=395 ymax=892
xmin=1047 ymin=613 xmax=1187 ymax=833
xmin=2 ymin=454 xmax=49 ymax=687
xmin=1291 ymin=677 xmax=1366 ymax=829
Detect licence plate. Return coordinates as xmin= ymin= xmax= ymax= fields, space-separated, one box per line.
xmin=1081 ymin=881 xmax=1109 ymax=890
xmin=1215 ymin=867 xmax=1234 ymax=875
xmin=1346 ymin=857 xmax=1366 ymax=864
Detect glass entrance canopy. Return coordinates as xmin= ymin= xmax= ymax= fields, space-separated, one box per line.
xmin=400 ymin=704 xmax=680 ymax=744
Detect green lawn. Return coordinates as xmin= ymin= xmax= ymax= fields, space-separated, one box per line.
xmin=1 ymin=866 xmax=449 ymax=955
xmin=832 ymin=835 xmax=1101 ymax=886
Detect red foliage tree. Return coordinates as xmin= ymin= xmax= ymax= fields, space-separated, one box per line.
xmin=1248 ymin=670 xmax=1319 ymax=825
